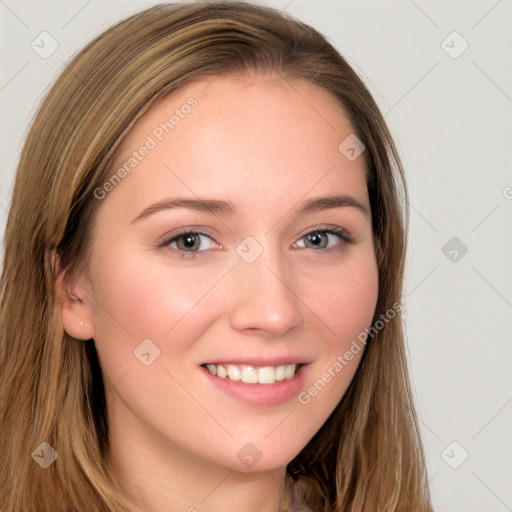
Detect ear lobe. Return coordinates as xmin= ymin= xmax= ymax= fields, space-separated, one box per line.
xmin=53 ymin=250 xmax=96 ymax=341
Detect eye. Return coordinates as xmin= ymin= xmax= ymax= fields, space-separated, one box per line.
xmin=157 ymin=225 xmax=353 ymax=260
xmin=159 ymin=229 xmax=218 ymax=258
xmin=295 ymin=227 xmax=353 ymax=250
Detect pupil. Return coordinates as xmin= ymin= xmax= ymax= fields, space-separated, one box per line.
xmin=309 ymin=232 xmax=326 ymax=248
xmin=181 ymin=234 xmax=198 ymax=250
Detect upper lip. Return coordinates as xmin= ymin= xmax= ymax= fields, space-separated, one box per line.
xmin=200 ymin=358 xmax=311 ymax=367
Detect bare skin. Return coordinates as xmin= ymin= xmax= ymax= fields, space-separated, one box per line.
xmin=58 ymin=73 xmax=379 ymax=512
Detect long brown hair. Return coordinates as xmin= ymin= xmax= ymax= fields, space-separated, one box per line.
xmin=0 ymin=2 xmax=432 ymax=510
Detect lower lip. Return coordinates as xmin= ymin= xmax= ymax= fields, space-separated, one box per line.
xmin=200 ymin=364 xmax=310 ymax=407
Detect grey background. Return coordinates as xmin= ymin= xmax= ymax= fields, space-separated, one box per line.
xmin=1 ymin=1 xmax=511 ymax=510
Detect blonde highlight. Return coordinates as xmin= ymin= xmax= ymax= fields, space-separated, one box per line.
xmin=1 ymin=2 xmax=432 ymax=510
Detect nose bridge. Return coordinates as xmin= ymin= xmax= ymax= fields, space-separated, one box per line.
xmin=228 ymin=238 xmax=303 ymax=335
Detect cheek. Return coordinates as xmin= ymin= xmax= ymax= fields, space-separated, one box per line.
xmin=87 ymin=249 xmax=229 ymax=379
xmin=329 ymin=261 xmax=379 ymax=340
xmin=292 ymin=252 xmax=378 ymax=424
xmin=300 ymin=248 xmax=379 ymax=348
xmin=90 ymin=248 xmax=222 ymax=334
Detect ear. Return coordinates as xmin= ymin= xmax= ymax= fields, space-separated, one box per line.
xmin=52 ymin=250 xmax=96 ymax=341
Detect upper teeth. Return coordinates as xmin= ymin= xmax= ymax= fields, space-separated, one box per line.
xmin=204 ymin=363 xmax=298 ymax=384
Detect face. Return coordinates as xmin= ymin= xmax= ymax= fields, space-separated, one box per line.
xmin=62 ymin=73 xmax=379 ymax=474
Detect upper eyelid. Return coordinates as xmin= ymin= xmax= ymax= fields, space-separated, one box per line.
xmin=163 ymin=229 xmax=220 ymax=247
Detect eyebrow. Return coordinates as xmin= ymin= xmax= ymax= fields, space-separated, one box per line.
xmin=131 ymin=194 xmax=369 ymax=224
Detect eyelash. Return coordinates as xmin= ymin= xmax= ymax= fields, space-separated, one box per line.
xmin=157 ymin=226 xmax=355 ymax=260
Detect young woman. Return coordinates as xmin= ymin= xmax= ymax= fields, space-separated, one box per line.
xmin=0 ymin=2 xmax=433 ymax=511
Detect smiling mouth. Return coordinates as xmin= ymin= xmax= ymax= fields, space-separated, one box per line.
xmin=200 ymin=363 xmax=302 ymax=384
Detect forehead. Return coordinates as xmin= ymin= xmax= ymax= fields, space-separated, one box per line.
xmin=103 ymin=73 xmax=368 ymax=215
xmin=115 ymin=72 xmax=358 ymax=159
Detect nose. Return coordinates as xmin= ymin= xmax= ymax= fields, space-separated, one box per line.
xmin=228 ymin=246 xmax=304 ymax=337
